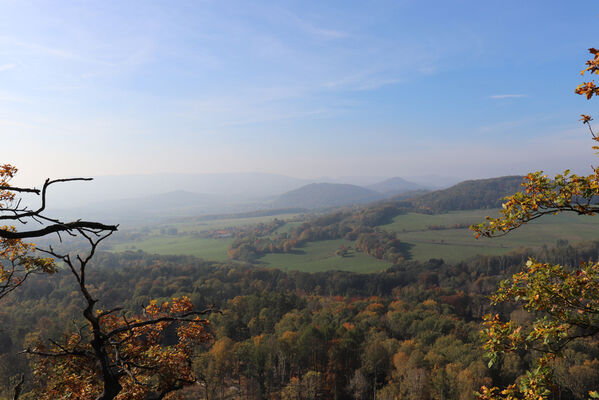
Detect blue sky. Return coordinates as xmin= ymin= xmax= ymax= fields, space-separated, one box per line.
xmin=2 ymin=0 xmax=599 ymax=186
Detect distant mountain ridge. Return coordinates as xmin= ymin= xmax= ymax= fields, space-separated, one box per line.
xmin=44 ymin=172 xmax=312 ymax=209
xmin=42 ymin=173 xmax=460 ymax=209
xmin=42 ymin=173 xmax=521 ymax=226
xmin=50 ymin=190 xmax=245 ymax=225
xmin=269 ymin=177 xmax=430 ymax=210
xmin=271 ymin=183 xmax=382 ymax=209
xmin=367 ymin=176 xmax=428 ymax=194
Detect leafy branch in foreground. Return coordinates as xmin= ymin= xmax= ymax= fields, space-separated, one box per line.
xmin=472 ymin=48 xmax=599 ymax=240
xmin=472 ymin=47 xmax=599 ymax=400
xmin=470 ymin=167 xmax=599 ymax=239
xmin=478 ymin=259 xmax=599 ymax=400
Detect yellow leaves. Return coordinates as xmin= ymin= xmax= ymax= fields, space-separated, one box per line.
xmin=0 ymin=165 xmax=17 ymax=206
xmin=0 ymin=164 xmax=17 ymax=179
xmin=171 ymin=295 xmax=193 ymax=313
xmin=576 ymin=49 xmax=599 ymax=99
xmin=0 ymin=166 xmax=59 ymax=298
xmin=0 ymin=228 xmax=57 ymax=293
xmin=581 ymin=48 xmax=599 ymax=75
xmin=472 ymin=168 xmax=599 ymax=239
xmin=575 ymin=81 xmax=598 ymax=99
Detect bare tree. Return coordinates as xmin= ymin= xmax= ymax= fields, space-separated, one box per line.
xmin=23 ymin=229 xmax=211 ymax=400
xmin=0 ymin=167 xmax=212 ymax=399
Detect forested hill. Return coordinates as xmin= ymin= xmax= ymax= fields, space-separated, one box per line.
xmin=407 ymin=175 xmax=524 ymax=212
xmin=271 ymin=183 xmax=382 ymax=209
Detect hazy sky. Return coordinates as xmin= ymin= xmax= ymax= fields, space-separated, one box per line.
xmin=2 ymin=0 xmax=599 ymax=186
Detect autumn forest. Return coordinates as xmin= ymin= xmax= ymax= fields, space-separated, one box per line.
xmin=3 ymin=2 xmax=599 ymax=400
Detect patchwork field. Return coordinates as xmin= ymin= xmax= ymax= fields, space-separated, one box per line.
xmin=109 ymin=208 xmax=599 ymax=271
xmin=109 ymin=213 xmax=302 ymax=261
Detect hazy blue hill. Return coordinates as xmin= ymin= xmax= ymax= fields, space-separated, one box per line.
xmin=404 ymin=175 xmax=461 ymax=189
xmin=44 ymin=172 xmax=311 ymax=209
xmin=408 ymin=175 xmax=524 ymax=212
xmin=50 ymin=190 xmax=273 ymax=226
xmin=367 ymin=176 xmax=428 ymax=194
xmin=272 ymin=183 xmax=382 ymax=209
xmin=114 ymin=190 xmax=219 ymax=209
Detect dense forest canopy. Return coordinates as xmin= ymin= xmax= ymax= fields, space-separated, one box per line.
xmin=2 ymin=240 xmax=599 ymax=399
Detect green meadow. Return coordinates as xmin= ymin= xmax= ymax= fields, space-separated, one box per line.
xmin=379 ymin=210 xmax=599 ymax=263
xmin=258 ymin=239 xmax=391 ymax=273
xmin=111 ymin=236 xmax=234 ymax=261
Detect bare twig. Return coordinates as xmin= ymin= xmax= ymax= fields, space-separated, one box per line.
xmin=12 ymin=373 xmax=24 ymax=400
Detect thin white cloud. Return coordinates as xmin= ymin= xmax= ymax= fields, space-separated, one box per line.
xmin=286 ymin=13 xmax=348 ymax=39
xmin=0 ymin=63 xmax=16 ymax=72
xmin=0 ymin=36 xmax=113 ymax=66
xmin=302 ymin=24 xmax=347 ymax=39
xmin=80 ymin=44 xmax=154 ymax=79
xmin=39 ymin=84 xmax=83 ymax=93
xmin=489 ymin=94 xmax=526 ymax=99
xmin=323 ymin=71 xmax=401 ymax=91
xmin=354 ymin=78 xmax=402 ymax=91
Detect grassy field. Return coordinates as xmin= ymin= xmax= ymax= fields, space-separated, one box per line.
xmin=111 ymin=236 xmax=234 ymax=261
xmin=379 ymin=210 xmax=599 ymax=263
xmin=258 ymin=239 xmax=391 ymax=273
xmin=150 ymin=213 xmax=302 ymax=234
xmin=273 ymin=221 xmax=303 ymax=234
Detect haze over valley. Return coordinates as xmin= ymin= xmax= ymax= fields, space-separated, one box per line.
xmin=41 ymin=172 xmax=442 ymax=224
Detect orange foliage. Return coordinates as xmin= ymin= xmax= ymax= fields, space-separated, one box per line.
xmin=30 ymin=297 xmax=210 ymax=399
